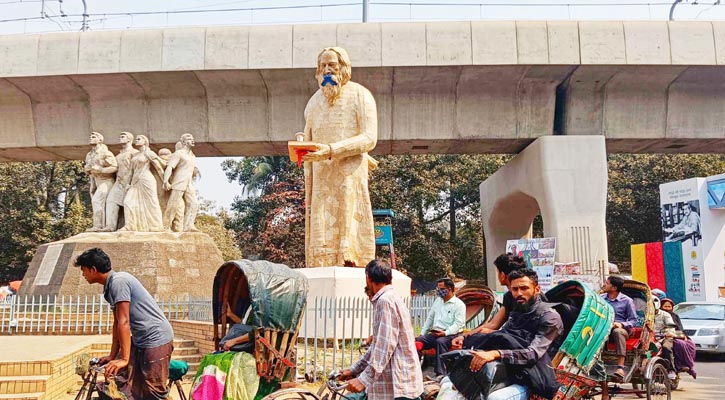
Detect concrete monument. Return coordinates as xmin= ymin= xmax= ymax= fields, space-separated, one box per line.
xmin=84 ymin=132 xmax=118 ymax=232
xmin=163 ymin=133 xmax=199 ymax=232
xmin=297 ymin=47 xmax=378 ymax=268
xmin=102 ymin=132 xmax=139 ymax=232
xmin=121 ymin=135 xmax=165 ymax=232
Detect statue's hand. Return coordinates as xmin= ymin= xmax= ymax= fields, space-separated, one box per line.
xmin=163 ymin=181 xmax=172 ymax=191
xmin=302 ymin=144 xmax=331 ymax=162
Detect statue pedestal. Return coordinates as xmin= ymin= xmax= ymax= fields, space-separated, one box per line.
xmin=18 ymin=231 xmax=223 ymax=298
xmin=295 ymin=267 xmax=411 ymax=339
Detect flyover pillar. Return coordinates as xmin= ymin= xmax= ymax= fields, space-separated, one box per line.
xmin=480 ymin=136 xmax=608 ymax=289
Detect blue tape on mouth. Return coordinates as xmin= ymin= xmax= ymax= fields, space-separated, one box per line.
xmin=321 ymin=74 xmax=337 ymax=87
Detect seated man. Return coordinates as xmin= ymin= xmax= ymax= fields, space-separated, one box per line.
xmin=218 ymin=305 xmax=254 ymax=353
xmin=664 ymin=203 xmax=700 ymax=243
xmin=441 ymin=268 xmax=564 ymax=400
xmin=219 ymin=323 xmax=254 ymax=353
xmin=601 ymin=276 xmax=638 ymax=381
xmin=416 ymin=277 xmax=465 ymax=376
xmin=451 ymin=253 xmax=529 ymax=350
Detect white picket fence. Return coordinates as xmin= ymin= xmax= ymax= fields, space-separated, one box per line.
xmin=298 ymin=295 xmax=490 ymax=381
xmin=0 ymin=294 xmax=212 ymax=334
xmin=0 ymin=293 xmax=491 ymax=380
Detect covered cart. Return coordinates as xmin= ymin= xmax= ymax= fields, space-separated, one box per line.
xmin=213 ymin=260 xmax=309 ymax=383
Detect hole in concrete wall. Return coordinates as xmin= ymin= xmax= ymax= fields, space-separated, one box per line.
xmin=412 ymin=145 xmax=429 ymax=150
xmin=665 ymin=144 xmax=687 ymax=149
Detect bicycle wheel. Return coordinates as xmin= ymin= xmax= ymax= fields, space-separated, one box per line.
xmin=645 ymin=363 xmax=671 ymax=400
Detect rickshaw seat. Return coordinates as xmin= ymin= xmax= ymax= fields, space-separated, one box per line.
xmin=605 ymin=326 xmax=643 ymax=351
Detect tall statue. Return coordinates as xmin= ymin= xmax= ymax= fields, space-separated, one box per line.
xmin=102 ymin=132 xmax=139 ymax=232
xmin=84 ymin=132 xmax=118 ymax=232
xmin=120 ymin=135 xmax=165 ymax=232
xmin=299 ymin=47 xmax=378 ymax=267
xmin=163 ymin=133 xmax=199 ymax=232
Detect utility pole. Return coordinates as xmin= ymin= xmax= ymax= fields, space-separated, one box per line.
xmin=362 ymin=0 xmax=369 ymax=22
xmin=81 ymin=0 xmax=89 ymax=31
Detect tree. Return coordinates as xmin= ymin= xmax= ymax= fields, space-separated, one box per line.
xmin=369 ymin=155 xmax=510 ymax=280
xmin=606 ymin=153 xmax=725 ymax=263
xmin=0 ymin=161 xmax=91 ymax=281
xmin=222 ymin=154 xmax=509 ymax=278
xmin=223 ymin=157 xmax=306 ymax=268
xmin=196 ymin=212 xmax=242 ymax=261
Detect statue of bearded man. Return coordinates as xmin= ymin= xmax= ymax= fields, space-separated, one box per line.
xmin=299 ymin=47 xmax=378 ymax=268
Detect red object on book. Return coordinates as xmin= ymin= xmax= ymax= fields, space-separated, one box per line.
xmin=295 ymin=149 xmax=309 ymax=168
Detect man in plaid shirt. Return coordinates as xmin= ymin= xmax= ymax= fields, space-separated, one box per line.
xmin=339 ymin=259 xmax=424 ymax=400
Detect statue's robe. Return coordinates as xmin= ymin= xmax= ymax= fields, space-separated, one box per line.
xmin=303 ymin=81 xmax=378 ymax=267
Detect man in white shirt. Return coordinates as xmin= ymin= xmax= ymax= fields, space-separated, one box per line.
xmin=415 ymin=278 xmax=466 ymax=376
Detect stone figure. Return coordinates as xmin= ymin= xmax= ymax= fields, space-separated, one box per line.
xmin=156 ymin=147 xmax=173 ymax=221
xmin=163 ymin=134 xmax=199 ymax=232
xmin=299 ymin=47 xmax=378 ymax=267
xmin=84 ymin=132 xmax=118 ymax=232
xmin=102 ymin=132 xmax=139 ymax=232
xmin=120 ymin=135 xmax=165 ymax=232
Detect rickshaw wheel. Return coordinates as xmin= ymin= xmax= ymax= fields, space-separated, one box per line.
xmin=645 ymin=363 xmax=671 ymax=400
xmin=669 ymin=373 xmax=679 ymax=390
xmin=261 ymin=388 xmax=321 ymax=400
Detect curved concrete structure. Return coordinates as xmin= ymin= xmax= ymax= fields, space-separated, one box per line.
xmin=480 ymin=136 xmax=609 ymax=289
xmin=2 ymin=21 xmax=725 ymax=161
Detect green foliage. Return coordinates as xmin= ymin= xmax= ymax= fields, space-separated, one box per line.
xmin=606 ymin=153 xmax=725 ymax=263
xmin=223 ymin=157 xmax=306 ymax=268
xmin=196 ymin=213 xmax=242 ymax=261
xmin=222 ymin=154 xmax=509 ymax=278
xmin=369 ymin=155 xmax=511 ymax=280
xmin=0 ymin=161 xmax=91 ymax=281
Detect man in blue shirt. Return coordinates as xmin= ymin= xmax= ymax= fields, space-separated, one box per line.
xmin=416 ymin=277 xmax=466 ymax=376
xmin=601 ymin=275 xmax=638 ymax=381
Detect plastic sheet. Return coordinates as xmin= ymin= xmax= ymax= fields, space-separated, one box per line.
xmin=213 ymin=260 xmax=308 ymax=333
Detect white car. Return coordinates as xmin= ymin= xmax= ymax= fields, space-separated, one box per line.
xmin=673 ymin=302 xmax=725 ymax=355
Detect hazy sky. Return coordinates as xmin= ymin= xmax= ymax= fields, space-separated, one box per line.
xmin=2 ymin=0 xmax=725 ymax=209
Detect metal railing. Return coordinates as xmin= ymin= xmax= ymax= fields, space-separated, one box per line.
xmin=0 ymin=293 xmax=492 ymax=380
xmin=298 ymin=295 xmax=491 ymax=381
xmin=0 ymin=294 xmax=213 ymax=334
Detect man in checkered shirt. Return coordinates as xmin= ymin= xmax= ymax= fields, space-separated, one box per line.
xmin=339 ymin=259 xmax=424 ymax=400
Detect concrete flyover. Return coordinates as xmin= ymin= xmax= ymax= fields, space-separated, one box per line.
xmin=2 ymin=20 xmax=725 ymax=161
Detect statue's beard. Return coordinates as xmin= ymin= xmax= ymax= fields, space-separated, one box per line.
xmin=319 ymin=74 xmax=342 ymax=106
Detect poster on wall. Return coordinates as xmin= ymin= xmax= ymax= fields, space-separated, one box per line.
xmin=554 ymin=274 xmax=602 ymax=292
xmin=660 ymin=181 xmax=706 ymax=301
xmin=506 ymin=237 xmax=556 ymax=269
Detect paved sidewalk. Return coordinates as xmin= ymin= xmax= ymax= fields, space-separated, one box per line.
xmin=0 ymin=335 xmax=111 ymax=361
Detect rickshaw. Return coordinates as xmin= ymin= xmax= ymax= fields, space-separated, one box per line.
xmin=586 ymin=279 xmax=673 ymax=400
xmin=418 ymin=282 xmax=499 ymax=365
xmin=212 ymin=260 xmax=308 ymax=392
xmin=537 ymin=279 xmax=615 ymax=400
xmin=280 ymin=280 xmax=614 ymax=400
xmin=456 ymin=281 xmax=499 ymax=327
xmin=427 ymin=280 xmax=615 ymax=400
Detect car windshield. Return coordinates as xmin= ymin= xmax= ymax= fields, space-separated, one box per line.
xmin=674 ymin=304 xmax=725 ymax=320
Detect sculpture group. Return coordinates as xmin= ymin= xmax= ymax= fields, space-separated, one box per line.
xmin=84 ymin=132 xmax=199 ymax=233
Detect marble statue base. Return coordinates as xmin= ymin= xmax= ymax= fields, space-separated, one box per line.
xmin=18 ymin=231 xmax=224 ymax=298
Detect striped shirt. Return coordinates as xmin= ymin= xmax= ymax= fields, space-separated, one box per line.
xmin=351 ymin=285 xmax=424 ymax=400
